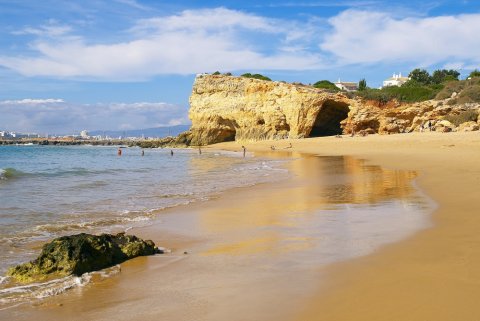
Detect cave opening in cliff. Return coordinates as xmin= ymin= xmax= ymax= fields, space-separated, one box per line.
xmin=309 ymin=100 xmax=350 ymax=137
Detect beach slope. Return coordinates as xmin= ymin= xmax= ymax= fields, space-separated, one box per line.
xmin=215 ymin=132 xmax=480 ymax=321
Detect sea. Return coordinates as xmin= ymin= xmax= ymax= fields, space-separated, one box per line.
xmin=0 ymin=145 xmax=290 ymax=303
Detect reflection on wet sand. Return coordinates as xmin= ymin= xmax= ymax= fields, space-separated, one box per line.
xmin=195 ymin=154 xmax=423 ymax=257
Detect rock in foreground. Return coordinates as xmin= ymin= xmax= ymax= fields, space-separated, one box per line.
xmin=7 ymin=233 xmax=159 ymax=283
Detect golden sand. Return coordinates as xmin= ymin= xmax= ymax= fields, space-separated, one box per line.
xmin=215 ymin=132 xmax=480 ymax=321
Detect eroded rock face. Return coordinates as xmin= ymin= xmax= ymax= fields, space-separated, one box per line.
xmin=187 ymin=75 xmax=351 ymax=145
xmin=185 ymin=75 xmax=480 ymax=144
xmin=342 ymin=100 xmax=480 ymax=134
xmin=7 ymin=233 xmax=159 ymax=283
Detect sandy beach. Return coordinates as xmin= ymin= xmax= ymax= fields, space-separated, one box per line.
xmin=2 ymin=132 xmax=480 ymax=321
xmin=216 ymin=132 xmax=480 ymax=321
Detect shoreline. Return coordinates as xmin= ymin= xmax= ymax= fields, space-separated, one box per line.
xmin=214 ymin=132 xmax=480 ymax=320
xmin=2 ymin=132 xmax=478 ymax=320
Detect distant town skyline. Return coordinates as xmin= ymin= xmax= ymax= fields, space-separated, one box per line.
xmin=1 ymin=0 xmax=480 ymax=133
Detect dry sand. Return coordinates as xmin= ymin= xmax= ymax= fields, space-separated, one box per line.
xmin=215 ymin=131 xmax=480 ymax=321
xmin=2 ymin=132 xmax=480 ymax=321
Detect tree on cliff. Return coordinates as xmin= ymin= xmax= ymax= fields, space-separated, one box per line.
xmin=358 ymin=78 xmax=367 ymax=91
xmin=408 ymin=68 xmax=431 ymax=85
xmin=431 ymin=69 xmax=460 ymax=84
xmin=469 ymin=70 xmax=480 ymax=78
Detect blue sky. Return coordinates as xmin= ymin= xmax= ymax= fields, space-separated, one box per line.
xmin=1 ymin=0 xmax=480 ymax=134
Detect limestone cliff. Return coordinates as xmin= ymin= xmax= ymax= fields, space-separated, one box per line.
xmin=343 ymin=100 xmax=480 ymax=135
xmin=187 ymin=75 xmax=350 ymax=145
xmin=185 ymin=75 xmax=479 ymax=145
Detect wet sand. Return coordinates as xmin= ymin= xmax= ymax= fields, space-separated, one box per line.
xmin=215 ymin=132 xmax=480 ymax=321
xmin=0 ymin=146 xmax=430 ymax=320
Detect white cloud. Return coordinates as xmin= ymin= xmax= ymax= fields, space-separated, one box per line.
xmin=0 ymin=98 xmax=65 ymax=105
xmin=131 ymin=7 xmax=280 ymax=34
xmin=321 ymin=10 xmax=480 ymax=66
xmin=258 ymin=1 xmax=380 ymax=8
xmin=114 ymin=0 xmax=150 ymax=11
xmin=0 ymin=99 xmax=189 ymax=133
xmin=12 ymin=20 xmax=73 ymax=37
xmin=0 ymin=8 xmax=322 ymax=80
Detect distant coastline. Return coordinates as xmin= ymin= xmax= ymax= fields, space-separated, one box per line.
xmin=0 ymin=136 xmax=182 ymax=148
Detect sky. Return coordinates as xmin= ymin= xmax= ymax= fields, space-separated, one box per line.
xmin=1 ymin=0 xmax=480 ymax=134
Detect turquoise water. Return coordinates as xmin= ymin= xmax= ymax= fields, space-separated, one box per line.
xmin=0 ymin=145 xmax=288 ymax=273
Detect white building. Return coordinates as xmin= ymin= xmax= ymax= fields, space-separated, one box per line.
xmin=80 ymin=130 xmax=90 ymax=139
xmin=334 ymin=79 xmax=358 ymax=91
xmin=382 ymin=73 xmax=410 ymax=88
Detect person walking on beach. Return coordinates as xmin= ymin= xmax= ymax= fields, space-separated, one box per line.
xmin=117 ymin=148 xmax=122 ymax=156
xmin=198 ymin=146 xmax=202 ymax=155
xmin=242 ymin=145 xmax=246 ymax=157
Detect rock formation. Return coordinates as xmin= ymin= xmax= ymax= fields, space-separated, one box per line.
xmin=7 ymin=233 xmax=160 ymax=283
xmin=343 ymin=100 xmax=480 ymax=135
xmin=184 ymin=75 xmax=479 ymax=145
xmin=187 ymin=74 xmax=351 ymax=145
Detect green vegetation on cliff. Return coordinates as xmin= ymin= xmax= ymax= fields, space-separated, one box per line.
xmin=313 ymin=80 xmax=339 ymax=91
xmin=436 ymin=77 xmax=480 ymax=104
xmin=357 ymin=83 xmax=442 ymax=104
xmin=444 ymin=110 xmax=479 ymax=126
xmin=355 ymin=68 xmax=476 ymax=104
xmin=241 ymin=73 xmax=272 ymax=81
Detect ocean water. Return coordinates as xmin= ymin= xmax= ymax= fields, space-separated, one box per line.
xmin=0 ymin=145 xmax=289 ymax=274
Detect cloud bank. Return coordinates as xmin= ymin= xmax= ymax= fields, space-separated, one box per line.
xmin=322 ymin=10 xmax=480 ymax=67
xmin=0 ymin=99 xmax=189 ymax=134
xmin=0 ymin=8 xmax=321 ymax=80
xmin=1 ymin=8 xmax=480 ymax=80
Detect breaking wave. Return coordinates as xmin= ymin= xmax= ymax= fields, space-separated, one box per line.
xmin=0 ymin=265 xmax=121 ymax=309
xmin=0 ymin=168 xmax=26 ymax=181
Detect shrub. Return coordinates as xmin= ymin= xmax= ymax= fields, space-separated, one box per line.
xmin=313 ymin=80 xmax=339 ymax=91
xmin=212 ymin=71 xmax=221 ymax=75
xmin=456 ymin=85 xmax=480 ymax=104
xmin=356 ymin=89 xmax=391 ymax=105
xmin=444 ymin=110 xmax=478 ymax=126
xmin=241 ymin=73 xmax=271 ymax=81
xmin=435 ymin=81 xmax=465 ymax=100
xmin=468 ymin=70 xmax=480 ymax=78
xmin=357 ymin=84 xmax=440 ymax=103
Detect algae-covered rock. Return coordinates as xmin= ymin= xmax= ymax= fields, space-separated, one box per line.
xmin=7 ymin=233 xmax=159 ymax=283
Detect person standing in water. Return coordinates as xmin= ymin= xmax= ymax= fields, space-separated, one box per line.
xmin=117 ymin=148 xmax=122 ymax=156
xmin=170 ymin=150 xmax=174 ymax=156
xmin=141 ymin=150 xmax=144 ymax=157
xmin=242 ymin=145 xmax=246 ymax=158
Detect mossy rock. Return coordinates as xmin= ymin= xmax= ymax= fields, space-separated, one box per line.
xmin=7 ymin=233 xmax=159 ymax=283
